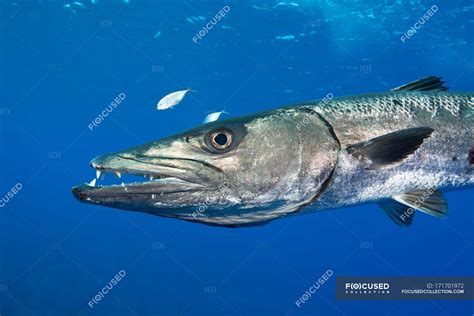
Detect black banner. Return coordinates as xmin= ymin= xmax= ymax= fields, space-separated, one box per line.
xmin=336 ymin=277 xmax=474 ymax=300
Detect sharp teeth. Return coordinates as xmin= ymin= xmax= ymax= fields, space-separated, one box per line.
xmin=89 ymin=178 xmax=97 ymax=187
xmin=152 ymin=194 xmax=156 ymax=199
xmin=96 ymin=170 xmax=102 ymax=179
xmin=114 ymin=171 xmax=121 ymax=179
xmin=150 ymin=175 xmax=156 ymax=181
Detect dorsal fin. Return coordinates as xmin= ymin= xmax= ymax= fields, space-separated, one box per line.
xmin=391 ymin=76 xmax=450 ymax=92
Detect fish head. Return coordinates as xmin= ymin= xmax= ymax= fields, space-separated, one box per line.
xmin=72 ymin=108 xmax=339 ymax=227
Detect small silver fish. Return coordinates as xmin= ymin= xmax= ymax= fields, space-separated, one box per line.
xmin=63 ymin=3 xmax=77 ymax=13
xmin=203 ymin=110 xmax=228 ymax=123
xmin=156 ymin=89 xmax=194 ymax=110
xmin=72 ymin=1 xmax=85 ymax=8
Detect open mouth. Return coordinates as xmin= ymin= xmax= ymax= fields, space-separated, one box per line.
xmin=72 ymin=153 xmax=224 ymax=205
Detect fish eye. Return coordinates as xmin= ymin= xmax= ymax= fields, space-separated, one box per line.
xmin=214 ymin=133 xmax=227 ymax=145
xmin=206 ymin=128 xmax=233 ymax=152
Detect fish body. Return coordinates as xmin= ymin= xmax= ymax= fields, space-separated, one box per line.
xmin=73 ymin=77 xmax=474 ymax=227
xmin=298 ymin=91 xmax=473 ymax=212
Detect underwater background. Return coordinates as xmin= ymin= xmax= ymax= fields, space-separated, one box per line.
xmin=1 ymin=0 xmax=473 ymax=315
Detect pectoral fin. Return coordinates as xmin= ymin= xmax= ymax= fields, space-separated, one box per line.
xmin=378 ymin=189 xmax=448 ymax=227
xmin=347 ymin=127 xmax=434 ymax=170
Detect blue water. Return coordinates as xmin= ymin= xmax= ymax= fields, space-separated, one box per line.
xmin=1 ymin=0 xmax=473 ymax=315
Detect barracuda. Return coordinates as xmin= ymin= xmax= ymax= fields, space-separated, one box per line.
xmin=72 ymin=76 xmax=474 ymax=227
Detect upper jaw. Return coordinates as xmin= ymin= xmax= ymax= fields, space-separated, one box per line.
xmin=89 ymin=152 xmax=225 ymax=187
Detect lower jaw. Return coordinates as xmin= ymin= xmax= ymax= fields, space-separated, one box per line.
xmin=72 ymin=177 xmax=207 ymax=199
xmin=71 ymin=182 xmax=209 ymax=218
